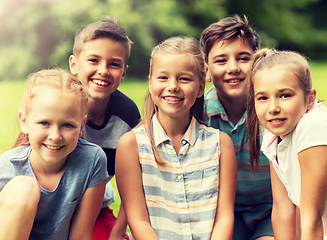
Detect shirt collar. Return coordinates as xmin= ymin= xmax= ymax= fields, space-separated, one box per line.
xmin=152 ymin=113 xmax=199 ymax=147
xmin=205 ymin=87 xmax=226 ymax=117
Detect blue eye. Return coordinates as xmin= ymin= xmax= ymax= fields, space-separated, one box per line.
xmin=63 ymin=123 xmax=75 ymax=128
xmin=39 ymin=122 xmax=49 ymax=126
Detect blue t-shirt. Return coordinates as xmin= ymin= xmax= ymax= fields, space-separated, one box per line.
xmin=0 ymin=138 xmax=108 ymax=240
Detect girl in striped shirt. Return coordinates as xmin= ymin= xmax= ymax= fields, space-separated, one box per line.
xmin=116 ymin=36 xmax=237 ymax=240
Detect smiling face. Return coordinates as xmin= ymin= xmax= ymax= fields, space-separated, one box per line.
xmin=149 ymin=53 xmax=204 ymax=121
xmin=19 ymin=87 xmax=85 ymax=169
xmin=207 ymin=37 xmax=253 ymax=102
xmin=69 ymin=37 xmax=127 ymax=103
xmin=253 ymin=65 xmax=314 ymax=140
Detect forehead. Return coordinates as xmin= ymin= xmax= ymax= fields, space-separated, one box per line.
xmin=211 ymin=37 xmax=253 ymax=54
xmin=152 ymin=53 xmax=196 ymax=73
xmin=254 ymin=65 xmax=300 ymax=90
xmin=79 ymin=38 xmax=127 ymax=60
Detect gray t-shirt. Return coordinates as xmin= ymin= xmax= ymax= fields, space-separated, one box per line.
xmin=0 ymin=138 xmax=108 ymax=240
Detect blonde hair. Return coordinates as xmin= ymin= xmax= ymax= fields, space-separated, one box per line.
xmin=13 ymin=68 xmax=89 ymax=148
xmin=73 ymin=16 xmax=132 ymax=64
xmin=141 ymin=36 xmax=206 ymax=164
xmin=247 ymin=48 xmax=312 ymax=168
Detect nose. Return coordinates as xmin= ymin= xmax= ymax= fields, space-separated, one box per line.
xmin=168 ymin=78 xmax=179 ymax=92
xmin=48 ymin=126 xmax=62 ymax=142
xmin=227 ymin=59 xmax=240 ymax=74
xmin=268 ymin=99 xmax=281 ymax=115
xmin=98 ymin=62 xmax=110 ymax=76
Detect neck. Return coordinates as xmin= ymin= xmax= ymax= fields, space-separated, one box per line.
xmin=87 ymin=97 xmax=110 ymax=126
xmin=218 ymin=94 xmax=246 ymax=126
xmin=156 ymin=112 xmax=190 ymax=154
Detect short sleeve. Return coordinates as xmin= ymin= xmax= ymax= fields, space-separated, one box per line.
xmin=87 ymin=147 xmax=109 ymax=188
xmin=294 ymin=105 xmax=327 ymax=154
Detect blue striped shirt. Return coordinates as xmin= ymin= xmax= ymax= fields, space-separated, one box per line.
xmin=133 ymin=114 xmax=220 ymax=240
xmin=204 ymin=87 xmax=272 ymax=229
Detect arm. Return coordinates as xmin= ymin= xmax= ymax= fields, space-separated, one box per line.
xmin=210 ymin=132 xmax=237 ymax=240
xmin=108 ymin=204 xmax=128 ymax=240
xmin=298 ymin=145 xmax=327 ymax=240
xmin=269 ymin=161 xmax=297 ymax=240
xmin=68 ymin=180 xmax=106 ymax=240
xmin=115 ymin=131 xmax=159 ymax=240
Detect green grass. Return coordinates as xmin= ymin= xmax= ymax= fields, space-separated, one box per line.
xmin=1 ymin=63 xmax=327 ymax=216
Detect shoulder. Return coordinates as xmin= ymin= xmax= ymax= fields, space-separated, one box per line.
xmin=292 ymin=103 xmax=327 ymax=151
xmin=0 ymin=145 xmax=30 ymax=162
xmin=108 ymin=90 xmax=141 ymax=127
xmin=296 ymin=103 xmax=327 ymax=135
xmin=118 ymin=130 xmax=138 ymax=148
xmin=74 ymin=139 xmax=107 ymax=160
xmin=110 ymin=90 xmax=139 ymax=110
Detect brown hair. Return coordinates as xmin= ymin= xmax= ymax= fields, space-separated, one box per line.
xmin=13 ymin=68 xmax=89 ymax=148
xmin=141 ymin=36 xmax=206 ymax=164
xmin=73 ymin=16 xmax=132 ymax=63
xmin=200 ymin=15 xmax=259 ymax=63
xmin=247 ymin=48 xmax=312 ymax=168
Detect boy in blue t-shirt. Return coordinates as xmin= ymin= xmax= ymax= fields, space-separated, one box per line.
xmin=69 ymin=17 xmax=140 ymax=240
xmin=200 ymin=15 xmax=274 ymax=240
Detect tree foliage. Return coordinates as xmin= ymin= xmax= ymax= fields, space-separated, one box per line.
xmin=0 ymin=0 xmax=326 ymax=80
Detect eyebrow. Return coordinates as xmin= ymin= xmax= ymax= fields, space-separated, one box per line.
xmin=212 ymin=51 xmax=252 ymax=59
xmin=86 ymin=54 xmax=124 ymax=63
xmin=254 ymin=88 xmax=295 ymax=97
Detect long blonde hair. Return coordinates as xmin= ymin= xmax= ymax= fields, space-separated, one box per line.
xmin=247 ymin=48 xmax=312 ymax=168
xmin=13 ymin=68 xmax=89 ymax=148
xmin=141 ymin=36 xmax=206 ymax=164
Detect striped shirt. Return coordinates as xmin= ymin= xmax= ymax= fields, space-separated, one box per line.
xmin=204 ymin=87 xmax=272 ymax=230
xmin=133 ymin=114 xmax=220 ymax=240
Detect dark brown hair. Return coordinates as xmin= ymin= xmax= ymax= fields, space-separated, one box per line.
xmin=200 ymin=15 xmax=259 ymax=63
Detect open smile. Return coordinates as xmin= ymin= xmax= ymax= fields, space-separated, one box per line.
xmin=43 ymin=144 xmax=64 ymax=150
xmin=268 ymin=118 xmax=287 ymax=126
xmin=163 ymin=96 xmax=184 ymax=104
xmin=225 ymin=78 xmax=244 ymax=84
xmin=91 ymin=79 xmax=110 ymax=86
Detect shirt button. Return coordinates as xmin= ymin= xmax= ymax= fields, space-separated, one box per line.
xmin=178 ymin=175 xmax=182 ymax=180
xmin=182 ymin=140 xmax=186 ymax=144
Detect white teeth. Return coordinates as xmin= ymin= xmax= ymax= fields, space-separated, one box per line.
xmin=46 ymin=145 xmax=61 ymax=150
xmin=165 ymin=97 xmax=181 ymax=101
xmin=92 ymin=80 xmax=109 ymax=86
xmin=227 ymin=79 xmax=241 ymax=83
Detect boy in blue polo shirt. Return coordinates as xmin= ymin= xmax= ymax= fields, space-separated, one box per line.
xmin=200 ymin=15 xmax=274 ymax=240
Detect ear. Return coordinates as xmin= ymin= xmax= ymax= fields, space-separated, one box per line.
xmin=19 ymin=110 xmax=29 ymax=134
xmin=197 ymin=81 xmax=205 ymax=98
xmin=307 ymin=89 xmax=316 ymax=111
xmin=69 ymin=55 xmax=78 ymax=75
xmin=205 ymin=65 xmax=212 ymax=82
xmin=121 ymin=65 xmax=128 ymax=83
xmin=79 ymin=115 xmax=87 ymax=138
xmin=148 ymin=75 xmax=152 ymax=94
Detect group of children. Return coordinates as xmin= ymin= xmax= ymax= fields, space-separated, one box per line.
xmin=0 ymin=13 xmax=326 ymax=240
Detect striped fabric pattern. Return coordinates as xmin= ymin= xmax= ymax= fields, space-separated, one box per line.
xmin=133 ymin=114 xmax=220 ymax=240
xmin=204 ymin=87 xmax=272 ymax=230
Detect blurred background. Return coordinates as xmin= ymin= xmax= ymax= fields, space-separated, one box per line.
xmin=0 ymin=0 xmax=327 ymax=81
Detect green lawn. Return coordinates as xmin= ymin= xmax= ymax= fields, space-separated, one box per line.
xmin=1 ymin=63 xmax=327 ymax=216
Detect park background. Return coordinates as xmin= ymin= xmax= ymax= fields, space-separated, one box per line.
xmin=1 ymin=0 xmax=327 ymax=216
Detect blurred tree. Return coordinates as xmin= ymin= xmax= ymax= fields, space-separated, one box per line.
xmin=0 ymin=0 xmax=326 ymax=80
